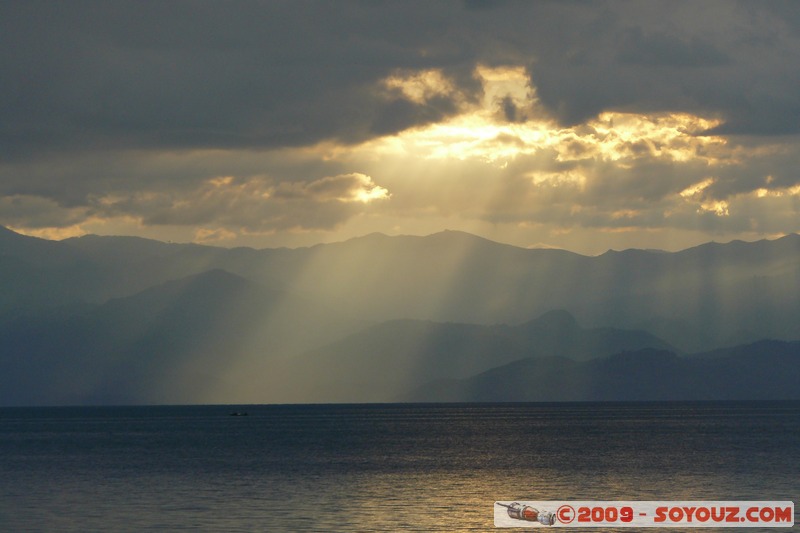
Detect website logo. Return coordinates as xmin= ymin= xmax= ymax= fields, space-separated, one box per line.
xmin=494 ymin=500 xmax=794 ymax=528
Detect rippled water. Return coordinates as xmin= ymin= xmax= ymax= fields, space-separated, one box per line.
xmin=0 ymin=402 xmax=798 ymax=531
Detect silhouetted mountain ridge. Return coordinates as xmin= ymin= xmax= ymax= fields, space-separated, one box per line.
xmin=1 ymin=225 xmax=799 ymax=404
xmin=3 ymin=225 xmax=797 ymax=350
xmin=277 ymin=311 xmax=675 ymax=402
xmin=0 ymin=268 xmax=363 ymax=405
xmin=405 ymin=342 xmax=800 ymax=402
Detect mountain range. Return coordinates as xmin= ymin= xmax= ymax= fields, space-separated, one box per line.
xmin=1 ymin=225 xmax=798 ymax=404
xmin=406 ymin=340 xmax=800 ymax=402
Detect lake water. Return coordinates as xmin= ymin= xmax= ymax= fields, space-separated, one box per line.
xmin=0 ymin=402 xmax=797 ymax=531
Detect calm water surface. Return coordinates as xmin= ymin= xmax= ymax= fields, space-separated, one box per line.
xmin=0 ymin=402 xmax=798 ymax=531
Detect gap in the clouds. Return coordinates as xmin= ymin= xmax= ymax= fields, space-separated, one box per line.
xmin=5 ymin=64 xmax=799 ymax=254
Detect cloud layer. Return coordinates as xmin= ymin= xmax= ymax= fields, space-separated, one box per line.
xmin=2 ymin=1 xmax=799 ymax=252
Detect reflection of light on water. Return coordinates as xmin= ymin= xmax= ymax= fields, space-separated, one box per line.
xmin=268 ymin=403 xmax=799 ymax=531
xmin=0 ymin=403 xmax=797 ymax=531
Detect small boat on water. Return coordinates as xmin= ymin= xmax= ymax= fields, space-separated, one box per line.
xmin=229 ymin=411 xmax=248 ymax=416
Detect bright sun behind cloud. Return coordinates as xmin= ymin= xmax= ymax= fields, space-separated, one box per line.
xmin=343 ymin=65 xmax=727 ymax=171
xmin=303 ymin=63 xmax=777 ymax=253
xmin=7 ymin=60 xmax=795 ymax=254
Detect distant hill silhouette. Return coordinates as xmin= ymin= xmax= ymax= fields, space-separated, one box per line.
xmin=1 ymin=225 xmax=799 ymax=404
xmin=57 ymin=228 xmax=800 ymax=349
xmin=0 ymin=269 xmax=362 ymax=405
xmin=277 ymin=310 xmax=675 ymax=402
xmin=0 ymin=227 xmax=107 ymax=312
xmin=404 ymin=341 xmax=800 ymax=402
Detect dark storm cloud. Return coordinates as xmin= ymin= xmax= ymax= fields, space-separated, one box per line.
xmin=524 ymin=2 xmax=800 ymax=133
xmin=616 ymin=28 xmax=731 ymax=68
xmin=3 ymin=0 xmax=799 ymax=164
xmin=0 ymin=0 xmax=483 ymax=159
xmin=2 ymin=0 xmax=800 ymax=240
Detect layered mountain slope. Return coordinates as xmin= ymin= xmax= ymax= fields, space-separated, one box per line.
xmin=1 ymin=226 xmax=799 ymax=404
xmin=405 ymin=340 xmax=800 ymax=402
xmin=0 ymin=269 xmax=361 ymax=405
xmin=60 ymin=229 xmax=800 ymax=348
xmin=277 ymin=310 xmax=675 ymax=402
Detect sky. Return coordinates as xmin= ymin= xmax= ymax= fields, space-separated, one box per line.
xmin=2 ymin=0 xmax=800 ymax=255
